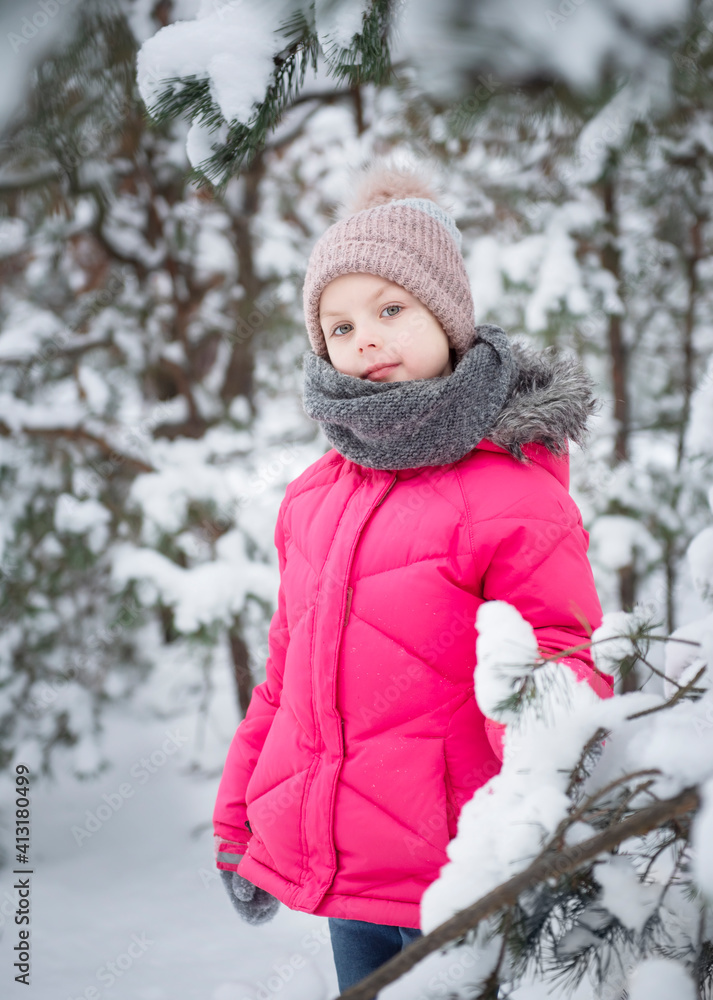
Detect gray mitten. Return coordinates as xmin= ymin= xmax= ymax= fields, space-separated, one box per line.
xmin=219 ymin=867 xmax=280 ymax=925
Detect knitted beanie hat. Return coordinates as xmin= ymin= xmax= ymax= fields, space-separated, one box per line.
xmin=302 ymin=163 xmax=476 ymax=362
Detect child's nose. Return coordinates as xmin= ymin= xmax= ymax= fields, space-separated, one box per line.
xmin=353 ymin=321 xmax=383 ymax=352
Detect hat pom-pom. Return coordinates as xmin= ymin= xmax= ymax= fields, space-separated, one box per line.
xmin=340 ymin=160 xmax=445 ymax=216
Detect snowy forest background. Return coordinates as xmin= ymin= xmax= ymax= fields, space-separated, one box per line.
xmin=1 ymin=0 xmax=713 ymax=998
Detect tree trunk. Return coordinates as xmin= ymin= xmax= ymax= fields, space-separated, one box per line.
xmin=221 ymin=150 xmax=267 ymax=410
xmin=599 ymin=170 xmax=640 ymax=690
xmin=676 ymin=217 xmax=702 ymax=471
xmin=600 ymin=174 xmax=630 ymax=465
xmin=229 ymin=622 xmax=254 ymax=717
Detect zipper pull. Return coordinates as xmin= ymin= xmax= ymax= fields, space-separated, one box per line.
xmin=375 ymin=476 xmax=396 ymax=507
xmin=343 ymin=586 xmax=353 ymax=627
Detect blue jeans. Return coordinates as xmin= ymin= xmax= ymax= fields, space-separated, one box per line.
xmin=328 ymin=917 xmax=422 ymax=994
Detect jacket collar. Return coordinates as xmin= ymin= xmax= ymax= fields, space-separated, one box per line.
xmin=475 ymin=439 xmax=570 ymax=489
xmin=485 ymin=338 xmax=597 ymax=463
xmin=351 ymin=337 xmax=597 ymax=488
xmin=355 ymin=440 xmax=570 ymax=488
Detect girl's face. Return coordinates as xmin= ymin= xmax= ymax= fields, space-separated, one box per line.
xmin=319 ymin=272 xmax=453 ymax=382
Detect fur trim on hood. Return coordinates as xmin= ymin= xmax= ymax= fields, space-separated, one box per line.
xmin=486 ymin=336 xmax=601 ymax=463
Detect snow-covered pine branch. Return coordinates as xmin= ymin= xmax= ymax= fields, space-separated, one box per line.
xmin=338 ymin=785 xmax=700 ymax=1000
xmin=136 ymin=0 xmax=391 ymax=187
xmin=135 ymin=0 xmax=698 ymax=187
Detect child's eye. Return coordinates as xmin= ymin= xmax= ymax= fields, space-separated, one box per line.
xmin=332 ymin=323 xmax=353 ymax=337
xmin=382 ymin=305 xmax=402 ymax=317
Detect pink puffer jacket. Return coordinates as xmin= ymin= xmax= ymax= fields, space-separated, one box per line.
xmin=213 ymin=413 xmax=614 ymax=927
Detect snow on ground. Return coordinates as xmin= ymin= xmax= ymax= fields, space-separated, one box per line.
xmin=0 ymin=682 xmax=599 ymax=1000
xmin=0 ymin=694 xmax=337 ymax=1000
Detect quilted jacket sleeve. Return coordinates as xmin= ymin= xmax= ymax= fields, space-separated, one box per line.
xmin=472 ymin=498 xmax=614 ymax=761
xmin=213 ymin=491 xmax=291 ymax=865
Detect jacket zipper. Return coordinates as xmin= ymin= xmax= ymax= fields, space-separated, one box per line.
xmin=343 ymin=586 xmax=353 ymax=627
xmin=321 ymin=474 xmax=397 ymax=894
xmin=342 ymin=476 xmax=395 ymax=630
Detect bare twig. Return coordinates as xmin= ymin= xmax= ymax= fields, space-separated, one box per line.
xmin=0 ymin=421 xmax=154 ymax=474
xmin=565 ymin=726 xmax=609 ymax=798
xmin=627 ymin=666 xmax=707 ymax=721
xmin=0 ymin=338 xmax=115 ymax=366
xmin=556 ymin=768 xmax=662 ymax=845
xmin=637 ymin=651 xmax=686 ymax=690
xmin=0 ymin=169 xmax=65 ymax=193
xmin=607 ymin=778 xmax=657 ymax=826
xmin=641 ymin=833 xmax=679 ymax=881
xmin=536 ymin=632 xmax=704 ymax=667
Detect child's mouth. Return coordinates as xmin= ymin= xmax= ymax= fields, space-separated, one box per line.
xmin=363 ymin=363 xmax=400 ymax=381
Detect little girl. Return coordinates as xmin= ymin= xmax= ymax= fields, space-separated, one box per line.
xmin=213 ymin=162 xmax=614 ymax=993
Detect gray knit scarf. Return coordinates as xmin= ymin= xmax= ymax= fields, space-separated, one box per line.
xmin=301 ymin=324 xmax=519 ymax=470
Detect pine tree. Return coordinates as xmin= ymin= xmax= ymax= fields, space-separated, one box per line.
xmin=139 ymin=0 xmax=395 ymax=189
xmin=0 ymin=0 xmax=322 ymax=775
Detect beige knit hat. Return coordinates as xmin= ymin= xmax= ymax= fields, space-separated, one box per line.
xmin=302 ymin=163 xmax=476 ymax=362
